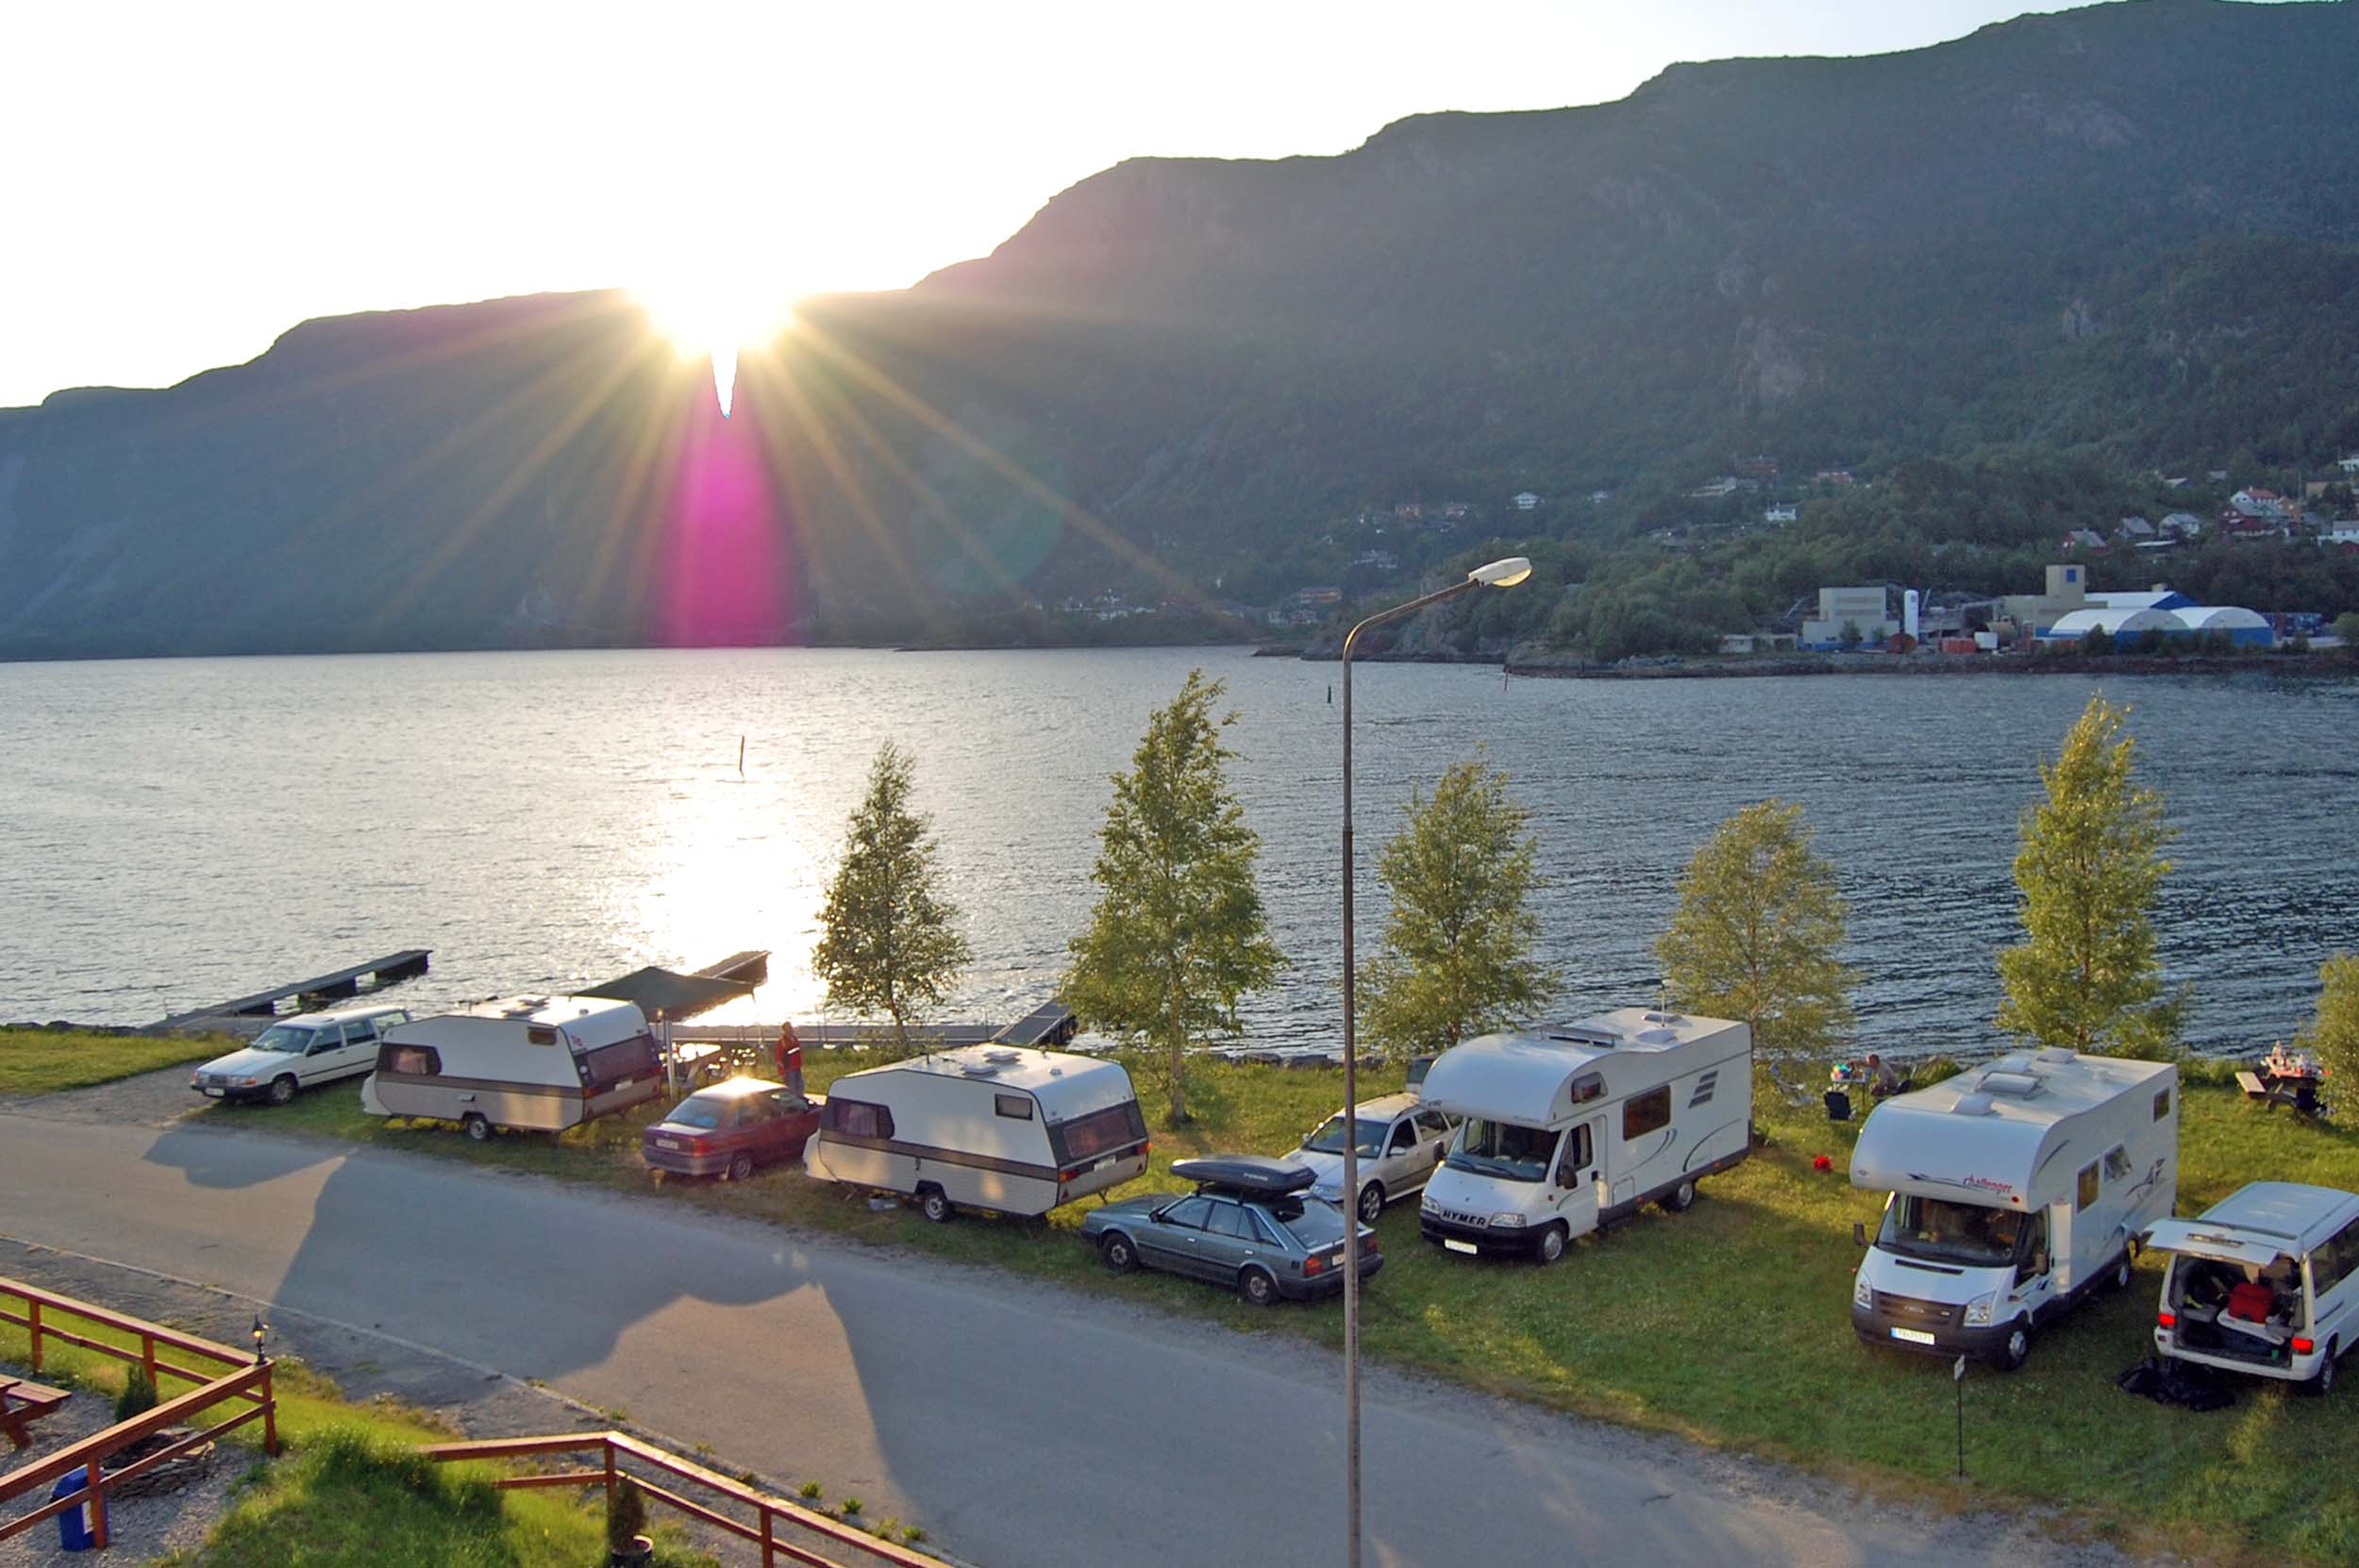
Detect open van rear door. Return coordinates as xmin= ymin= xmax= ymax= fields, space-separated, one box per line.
xmin=2142 ymin=1219 xmax=2284 ymax=1268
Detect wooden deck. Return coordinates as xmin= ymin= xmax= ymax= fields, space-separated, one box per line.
xmin=152 ymin=949 xmax=430 ymax=1034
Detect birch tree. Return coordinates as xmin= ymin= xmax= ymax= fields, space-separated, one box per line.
xmin=1065 ymin=671 xmax=1283 ymax=1124
xmin=812 ymin=742 xmax=970 ymax=1055
xmin=1995 ymin=693 xmax=2181 ymax=1056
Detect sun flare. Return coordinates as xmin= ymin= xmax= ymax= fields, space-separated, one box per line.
xmin=636 ymin=275 xmax=800 ymax=416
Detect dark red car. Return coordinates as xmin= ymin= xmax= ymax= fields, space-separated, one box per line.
xmin=641 ymin=1076 xmax=820 ymax=1181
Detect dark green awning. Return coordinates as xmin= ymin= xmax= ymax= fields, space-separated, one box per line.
xmin=579 ymin=966 xmax=754 ymax=1021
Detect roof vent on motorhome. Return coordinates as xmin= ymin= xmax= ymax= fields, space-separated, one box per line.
xmin=2033 ymin=1047 xmax=2076 ymax=1065
xmin=961 ymin=1061 xmax=1001 ymax=1077
xmin=1951 ymin=1093 xmax=1998 ymax=1116
xmin=1979 ymin=1070 xmax=2042 ymax=1097
xmin=1643 ymin=1010 xmax=1681 ymax=1024
xmin=1632 ymin=1026 xmax=1678 ymax=1046
xmin=985 ymin=1048 xmax=1021 ymax=1064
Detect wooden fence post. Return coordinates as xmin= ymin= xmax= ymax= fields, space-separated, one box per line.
xmin=602 ymin=1437 xmax=617 ymax=1517
xmin=26 ymin=1300 xmax=41 ymax=1372
xmin=261 ymin=1362 xmax=279 ymax=1456
xmin=87 ymin=1457 xmax=108 ymax=1549
xmin=142 ymin=1331 xmax=159 ymax=1388
xmin=761 ymin=1505 xmax=776 ymax=1568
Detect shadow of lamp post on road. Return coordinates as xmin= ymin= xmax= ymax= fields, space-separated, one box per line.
xmin=1339 ymin=554 xmax=1530 ymax=1568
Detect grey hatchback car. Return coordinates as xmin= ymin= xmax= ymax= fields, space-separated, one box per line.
xmin=1080 ymin=1156 xmax=1382 ymax=1307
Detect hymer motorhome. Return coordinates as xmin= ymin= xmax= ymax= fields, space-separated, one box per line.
xmin=1416 ymin=1008 xmax=1753 ymax=1264
xmin=1850 ymin=1047 xmax=2177 ymax=1370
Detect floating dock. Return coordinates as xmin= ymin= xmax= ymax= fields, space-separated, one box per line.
xmin=152 ymin=949 xmax=432 ymax=1035
xmin=664 ymin=996 xmax=1077 ymax=1053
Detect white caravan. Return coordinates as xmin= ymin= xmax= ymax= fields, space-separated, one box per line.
xmin=360 ymin=995 xmax=661 ymax=1141
xmin=1850 ymin=1047 xmax=2177 ymax=1370
xmin=803 ymin=1045 xmax=1149 ymax=1222
xmin=1416 ymin=1008 xmax=1753 ymax=1264
xmin=2146 ymin=1181 xmax=2359 ymax=1394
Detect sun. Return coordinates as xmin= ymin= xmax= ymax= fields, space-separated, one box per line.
xmin=635 ymin=273 xmax=801 ymax=416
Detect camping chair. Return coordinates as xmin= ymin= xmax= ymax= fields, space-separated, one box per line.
xmin=1824 ymin=1089 xmax=1852 ymax=1123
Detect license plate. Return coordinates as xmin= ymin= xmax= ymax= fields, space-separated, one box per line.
xmin=1890 ymin=1326 xmax=1937 ymax=1345
xmin=1444 ymin=1239 xmax=1479 ymax=1255
xmin=201 ymin=1088 xmax=223 ymax=1097
xmin=656 ymin=1139 xmax=680 ymax=1150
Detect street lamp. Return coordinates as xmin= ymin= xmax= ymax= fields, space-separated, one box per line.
xmin=250 ymin=1313 xmax=269 ymax=1367
xmin=1338 ymin=554 xmax=1529 ymax=1568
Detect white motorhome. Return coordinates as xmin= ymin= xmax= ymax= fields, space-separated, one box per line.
xmin=1850 ymin=1048 xmax=2177 ymax=1370
xmin=360 ymin=995 xmax=661 ymax=1141
xmin=1416 ymin=1008 xmax=1753 ymax=1264
xmin=2146 ymin=1181 xmax=2359 ymax=1394
xmin=803 ymin=1044 xmax=1149 ymax=1222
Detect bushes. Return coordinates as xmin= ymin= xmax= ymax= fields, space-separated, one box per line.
xmin=114 ymin=1366 xmax=159 ymax=1424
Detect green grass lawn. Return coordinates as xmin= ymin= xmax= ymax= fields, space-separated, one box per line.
xmin=194 ymin=1055 xmax=2359 ymax=1564
xmin=0 ymin=1028 xmax=227 ymax=1095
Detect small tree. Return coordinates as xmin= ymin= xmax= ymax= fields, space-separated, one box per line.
xmin=114 ymin=1367 xmax=158 ymax=1424
xmin=1838 ymin=620 xmax=1864 ymax=650
xmin=1362 ymin=757 xmax=1558 ymax=1059
xmin=2300 ymin=953 xmax=2359 ymax=1127
xmin=1995 ymin=693 xmax=2181 ymax=1056
xmin=1065 ymin=671 xmax=1284 ymax=1124
xmin=2080 ymin=626 xmax=2114 ymax=657
xmin=1656 ymin=800 xmax=1855 ymax=1092
xmin=608 ymin=1475 xmax=648 ymax=1554
xmin=812 ymin=742 xmax=971 ymax=1055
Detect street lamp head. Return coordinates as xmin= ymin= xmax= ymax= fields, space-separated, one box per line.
xmin=1469 ymin=556 xmax=1533 ymax=588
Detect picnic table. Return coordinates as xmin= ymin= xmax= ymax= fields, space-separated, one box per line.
xmin=2237 ymin=1049 xmax=2324 ymax=1114
xmin=0 ymin=1375 xmax=71 ymax=1448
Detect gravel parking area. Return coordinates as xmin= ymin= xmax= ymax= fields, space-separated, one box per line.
xmin=0 ymin=1064 xmax=211 ymax=1130
xmin=0 ymin=1362 xmax=248 ymax=1568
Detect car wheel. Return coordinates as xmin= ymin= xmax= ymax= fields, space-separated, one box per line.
xmin=267 ymin=1076 xmax=297 ymax=1107
xmin=1099 ymin=1232 xmax=1138 ymax=1274
xmin=1239 ymin=1266 xmax=1279 ymax=1308
xmin=1663 ymin=1178 xmax=1698 ymax=1213
xmin=461 ymin=1112 xmax=491 ymax=1143
xmin=1357 ymin=1182 xmax=1385 ymax=1226
xmin=917 ymin=1185 xmax=954 ymax=1224
xmin=2308 ymin=1343 xmax=2337 ymax=1399
xmin=1993 ymin=1320 xmax=2033 ymax=1372
xmin=1533 ymin=1224 xmax=1568 ymax=1266
xmin=726 ymin=1152 xmax=755 ymax=1182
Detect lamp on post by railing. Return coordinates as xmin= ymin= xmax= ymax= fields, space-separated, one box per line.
xmin=250 ymin=1314 xmax=269 ymax=1367
xmin=1338 ymin=554 xmax=1530 ymax=1568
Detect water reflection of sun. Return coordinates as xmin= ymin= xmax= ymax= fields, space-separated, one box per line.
xmin=627 ymin=754 xmax=832 ymax=1027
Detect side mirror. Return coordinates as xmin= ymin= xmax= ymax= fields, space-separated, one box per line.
xmin=1853 ymin=1221 xmax=1867 ymax=1248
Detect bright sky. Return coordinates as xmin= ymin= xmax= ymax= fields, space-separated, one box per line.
xmin=0 ymin=1 xmax=2250 ymax=409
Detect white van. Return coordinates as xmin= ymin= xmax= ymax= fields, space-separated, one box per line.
xmin=1416 ymin=1008 xmax=1753 ymax=1264
xmin=803 ymin=1045 xmax=1148 ymax=1222
xmin=2146 ymin=1181 xmax=2359 ymax=1395
xmin=190 ymin=1005 xmax=411 ymax=1104
xmin=360 ymin=995 xmax=661 ymax=1141
xmin=1850 ymin=1048 xmax=2177 ymax=1371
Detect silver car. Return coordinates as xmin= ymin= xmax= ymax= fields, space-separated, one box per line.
xmin=1280 ymin=1093 xmax=1463 ymax=1225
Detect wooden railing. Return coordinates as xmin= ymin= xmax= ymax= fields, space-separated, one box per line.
xmin=0 ymin=1276 xmax=277 ymax=1550
xmin=420 ymin=1431 xmax=941 ymax=1568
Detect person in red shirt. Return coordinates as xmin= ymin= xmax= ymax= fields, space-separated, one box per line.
xmin=774 ymin=1022 xmax=805 ymax=1099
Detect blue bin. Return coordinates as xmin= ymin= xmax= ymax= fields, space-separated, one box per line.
xmin=52 ymin=1465 xmax=92 ymax=1551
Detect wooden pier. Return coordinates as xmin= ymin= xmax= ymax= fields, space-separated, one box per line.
xmin=664 ymin=997 xmax=1078 ymax=1053
xmin=152 ymin=950 xmax=430 ymax=1035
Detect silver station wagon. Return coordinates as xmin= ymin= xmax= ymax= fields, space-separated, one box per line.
xmin=1081 ymin=1156 xmax=1382 ymax=1307
xmin=191 ymin=1005 xmax=411 ymax=1105
xmin=1280 ymin=1092 xmax=1463 ymax=1224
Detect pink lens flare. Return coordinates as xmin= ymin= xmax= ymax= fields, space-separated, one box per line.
xmin=659 ymin=377 xmax=794 ymax=645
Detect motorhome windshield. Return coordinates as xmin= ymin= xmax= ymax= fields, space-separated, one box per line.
xmin=1303 ymin=1116 xmax=1388 ymax=1158
xmin=1877 ymin=1194 xmax=2026 ymax=1267
xmin=1446 ymin=1119 xmax=1555 ymax=1183
xmin=248 ymin=1026 xmax=319 ymax=1055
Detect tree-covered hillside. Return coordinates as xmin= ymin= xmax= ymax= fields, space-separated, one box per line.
xmin=4 ymin=0 xmax=2358 ymax=659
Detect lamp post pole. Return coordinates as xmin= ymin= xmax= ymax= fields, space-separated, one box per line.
xmin=1339 ymin=557 xmax=1530 ymax=1568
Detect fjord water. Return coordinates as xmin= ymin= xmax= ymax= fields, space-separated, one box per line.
xmin=2 ymin=646 xmax=2351 ymax=1059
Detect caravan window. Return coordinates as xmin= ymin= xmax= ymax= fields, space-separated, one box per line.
xmin=1622 ymin=1085 xmax=1671 ymax=1140
xmin=381 ymin=1044 xmax=439 ymax=1076
xmin=2102 ymin=1145 xmax=2132 ymax=1184
xmin=1569 ymin=1073 xmax=1605 ymax=1105
xmin=828 ymin=1099 xmax=895 ymax=1141
xmin=1049 ymin=1102 xmax=1146 ymax=1165
xmin=2077 ymin=1162 xmax=2100 ymax=1211
xmin=994 ymin=1093 xmax=1034 ymax=1121
xmin=2153 ymin=1088 xmax=2171 ymax=1121
xmin=579 ymin=1035 xmax=658 ymax=1092
xmin=527 ymin=1026 xmax=559 ymax=1046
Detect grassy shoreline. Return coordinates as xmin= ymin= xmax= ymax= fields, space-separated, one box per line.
xmin=136 ymin=1047 xmax=2358 ymax=1565
xmin=0 ymin=1028 xmax=226 ymax=1096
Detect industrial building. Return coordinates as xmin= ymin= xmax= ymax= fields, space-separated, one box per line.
xmin=1799 ymin=586 xmax=1899 ymax=649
